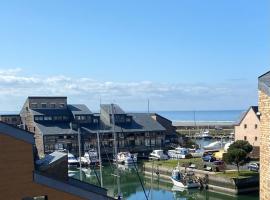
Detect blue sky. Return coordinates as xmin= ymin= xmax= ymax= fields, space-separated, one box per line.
xmin=0 ymin=1 xmax=269 ymax=111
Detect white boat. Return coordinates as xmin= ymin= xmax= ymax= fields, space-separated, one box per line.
xmin=224 ymin=141 xmax=234 ymax=152
xmin=168 ymin=147 xmax=189 ymax=159
xmin=188 ymin=148 xmax=204 ymax=158
xmin=171 ymin=166 xmax=200 ymax=189
xmin=84 ymin=149 xmax=99 ymax=165
xmin=116 ymin=152 xmax=137 ymax=164
xmin=203 ymin=141 xmax=224 ymax=151
xmin=150 ymin=150 xmax=168 ymax=160
xmin=68 ymin=153 xmax=79 ymax=167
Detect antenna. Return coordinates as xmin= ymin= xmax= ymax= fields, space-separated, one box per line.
xmin=148 ymin=99 xmax=150 ymax=114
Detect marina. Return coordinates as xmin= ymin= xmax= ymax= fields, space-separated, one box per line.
xmin=69 ymin=163 xmax=259 ymax=200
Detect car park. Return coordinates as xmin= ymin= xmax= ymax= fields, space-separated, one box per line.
xmin=202 ymin=154 xmax=216 ymax=162
xmin=247 ymin=162 xmax=259 ymax=172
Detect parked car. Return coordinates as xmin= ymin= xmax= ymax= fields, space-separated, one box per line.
xmin=247 ymin=162 xmax=259 ymax=172
xmin=202 ymin=154 xmax=216 ymax=162
xmin=204 ymin=160 xmax=225 ymax=172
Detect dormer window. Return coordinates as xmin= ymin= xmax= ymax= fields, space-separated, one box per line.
xmin=59 ymin=103 xmax=65 ymax=108
xmin=44 ymin=116 xmax=52 ymax=121
xmin=31 ymin=103 xmax=37 ymax=108
xmin=50 ymin=103 xmax=56 ymax=108
xmin=41 ymin=103 xmax=47 ymax=108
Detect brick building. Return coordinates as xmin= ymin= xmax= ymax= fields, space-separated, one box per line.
xmin=0 ymin=121 xmax=113 ymax=200
xmin=258 ymin=71 xmax=270 ymax=200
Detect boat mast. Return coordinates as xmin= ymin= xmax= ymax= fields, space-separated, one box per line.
xmin=97 ymin=130 xmax=103 ymax=187
xmin=78 ymin=126 xmax=82 ymax=181
xmin=112 ymin=104 xmax=121 ymax=198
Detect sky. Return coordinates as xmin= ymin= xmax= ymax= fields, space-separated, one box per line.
xmin=0 ymin=1 xmax=269 ymax=112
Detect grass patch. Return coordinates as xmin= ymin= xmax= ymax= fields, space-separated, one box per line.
xmin=146 ymin=158 xmax=204 ymax=170
xmin=216 ymin=170 xmax=259 ymax=179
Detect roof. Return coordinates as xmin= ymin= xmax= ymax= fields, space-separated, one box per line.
xmin=36 ymin=151 xmax=67 ymax=166
xmin=28 ymin=96 xmax=67 ymax=99
xmin=67 ymin=104 xmax=92 ymax=116
xmin=36 ymin=122 xmax=78 ymax=135
xmin=234 ymin=106 xmax=260 ymax=126
xmin=101 ymin=104 xmax=125 ymax=115
xmin=31 ymin=109 xmax=71 ymax=116
xmin=259 ymin=71 xmax=270 ymax=96
xmin=0 ymin=114 xmax=20 ymax=117
xmin=0 ymin=121 xmax=34 ymax=144
xmin=84 ymin=113 xmax=166 ymax=133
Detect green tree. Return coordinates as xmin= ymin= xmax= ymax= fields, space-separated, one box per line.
xmin=228 ymin=140 xmax=253 ymax=154
xmin=224 ymin=148 xmax=247 ymax=173
xmin=224 ymin=140 xmax=253 ymax=173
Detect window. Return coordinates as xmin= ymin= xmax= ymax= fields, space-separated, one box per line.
xmin=44 ymin=116 xmax=52 ymax=120
xmin=93 ymin=118 xmax=99 ymax=123
xmin=41 ymin=103 xmax=47 ymax=108
xmin=59 ymin=103 xmax=65 ymax=108
xmin=50 ymin=103 xmax=56 ymax=108
xmin=55 ymin=143 xmax=63 ymax=150
xmin=244 ymin=136 xmax=247 ymax=140
xmin=255 ymin=124 xmax=258 ymax=129
xmin=244 ymin=124 xmax=247 ymax=129
xmin=63 ymin=116 xmax=69 ymax=120
xmin=81 ymin=115 xmax=86 ymax=120
xmin=255 ymin=136 xmax=258 ymax=141
xmin=31 ymin=103 xmax=37 ymax=108
xmin=34 ymin=116 xmax=44 ymax=121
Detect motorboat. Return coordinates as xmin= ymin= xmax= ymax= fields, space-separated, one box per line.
xmin=149 ymin=150 xmax=168 ymax=160
xmin=168 ymin=147 xmax=189 ymax=159
xmin=83 ymin=149 xmax=99 ymax=166
xmin=203 ymin=141 xmax=223 ymax=151
xmin=224 ymin=141 xmax=234 ymax=152
xmin=170 ymin=164 xmax=200 ymax=188
xmin=68 ymin=153 xmax=79 ymax=167
xmin=116 ymin=152 xmax=137 ymax=164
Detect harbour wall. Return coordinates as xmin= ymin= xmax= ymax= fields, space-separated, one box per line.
xmin=143 ymin=163 xmax=259 ymax=195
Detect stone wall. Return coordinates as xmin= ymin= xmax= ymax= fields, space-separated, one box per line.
xmin=259 ymin=90 xmax=270 ymax=200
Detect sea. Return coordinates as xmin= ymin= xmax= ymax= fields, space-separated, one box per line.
xmin=155 ymin=110 xmax=244 ymax=122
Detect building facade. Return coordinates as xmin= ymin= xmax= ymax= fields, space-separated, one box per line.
xmin=0 ymin=114 xmax=21 ymax=126
xmin=234 ymin=106 xmax=260 ymax=146
xmin=19 ymin=97 xmax=174 ymax=158
xmin=0 ymin=121 xmax=112 ymax=200
xmin=258 ymin=71 xmax=270 ymax=200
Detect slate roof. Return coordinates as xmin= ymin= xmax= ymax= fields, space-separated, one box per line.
xmin=68 ymin=104 xmax=92 ymax=116
xmin=31 ymin=109 xmax=71 ymax=116
xmin=259 ymin=71 xmax=270 ymax=96
xmin=83 ymin=113 xmax=165 ymax=134
xmin=101 ymin=104 xmax=125 ymax=115
xmin=36 ymin=122 xmax=78 ymax=135
xmin=234 ymin=106 xmax=260 ymax=125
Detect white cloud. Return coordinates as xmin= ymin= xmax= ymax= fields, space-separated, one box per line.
xmin=0 ymin=68 xmax=257 ymax=111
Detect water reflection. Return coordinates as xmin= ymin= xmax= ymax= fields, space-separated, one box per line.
xmin=70 ymin=163 xmax=258 ymax=200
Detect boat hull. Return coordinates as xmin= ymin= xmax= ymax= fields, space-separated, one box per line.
xmin=170 ymin=177 xmax=200 ymax=189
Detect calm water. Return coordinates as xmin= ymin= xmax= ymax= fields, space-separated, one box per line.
xmin=70 ymin=163 xmax=258 ymax=200
xmin=156 ymin=110 xmax=244 ymax=122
